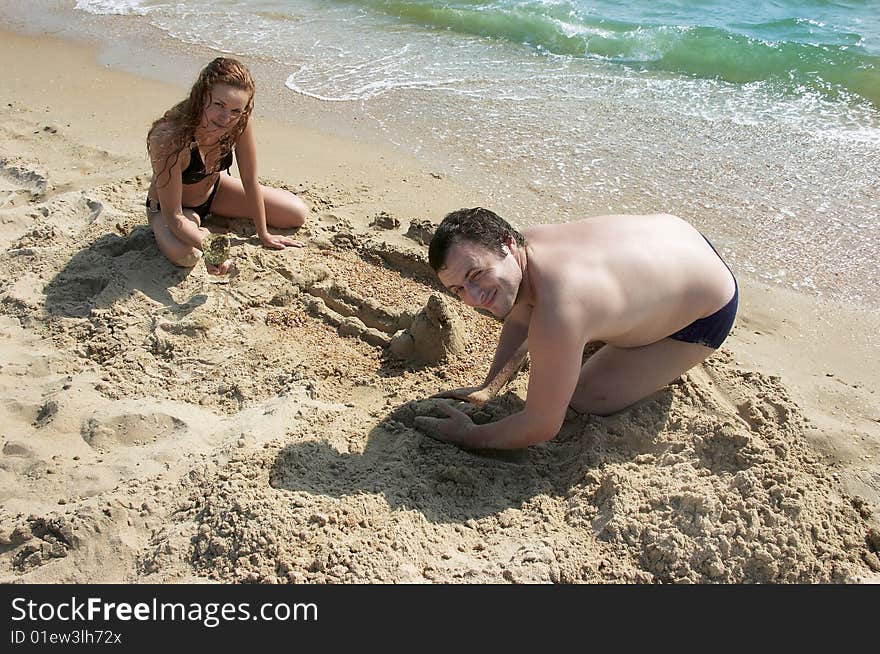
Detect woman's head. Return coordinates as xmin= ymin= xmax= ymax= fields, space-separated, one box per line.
xmin=187 ymin=57 xmax=255 ymax=140
xmin=148 ymin=58 xmax=255 ymax=185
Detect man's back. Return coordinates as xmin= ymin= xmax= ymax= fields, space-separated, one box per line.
xmin=522 ymin=213 xmax=736 ymax=347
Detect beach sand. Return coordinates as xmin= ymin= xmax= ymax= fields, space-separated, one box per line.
xmin=1 ymin=29 xmax=878 ymax=583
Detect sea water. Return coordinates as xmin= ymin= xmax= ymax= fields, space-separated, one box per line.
xmin=22 ymin=1 xmax=880 ymax=304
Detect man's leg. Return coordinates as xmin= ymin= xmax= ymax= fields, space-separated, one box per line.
xmin=568 ymin=338 xmax=715 ymax=416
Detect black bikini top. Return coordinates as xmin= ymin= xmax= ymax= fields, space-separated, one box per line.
xmin=181 ymin=143 xmax=234 ymax=185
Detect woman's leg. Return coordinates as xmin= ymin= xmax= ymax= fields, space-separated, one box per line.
xmin=148 ymin=208 xmax=204 ymax=267
xmin=210 ymin=175 xmax=307 ymax=228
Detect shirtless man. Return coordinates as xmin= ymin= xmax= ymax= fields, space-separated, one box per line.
xmin=413 ymin=208 xmax=738 ymax=450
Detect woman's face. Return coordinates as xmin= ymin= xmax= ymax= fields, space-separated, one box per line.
xmin=202 ymin=83 xmax=251 ymax=134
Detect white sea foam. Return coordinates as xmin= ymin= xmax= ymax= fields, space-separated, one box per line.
xmin=75 ymin=0 xmax=155 ymax=16
xmin=63 ymin=0 xmax=880 ymax=304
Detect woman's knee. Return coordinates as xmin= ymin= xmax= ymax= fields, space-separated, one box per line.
xmin=150 ymin=211 xmax=203 ymax=267
xmin=268 ymin=190 xmax=308 ymax=228
xmin=165 ymin=245 xmax=202 ymax=268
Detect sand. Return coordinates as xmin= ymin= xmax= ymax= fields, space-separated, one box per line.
xmin=1 ymin=29 xmax=878 ymax=584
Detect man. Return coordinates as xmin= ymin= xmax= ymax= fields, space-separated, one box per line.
xmin=414 ymin=208 xmax=738 ymax=450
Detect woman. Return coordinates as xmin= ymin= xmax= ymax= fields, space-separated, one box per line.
xmin=146 ymin=57 xmax=306 ymax=274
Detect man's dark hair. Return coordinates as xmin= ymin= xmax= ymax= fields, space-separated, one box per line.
xmin=428 ymin=207 xmax=525 ymax=271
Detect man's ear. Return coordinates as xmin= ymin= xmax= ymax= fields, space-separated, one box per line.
xmin=501 ymin=235 xmax=516 ymax=254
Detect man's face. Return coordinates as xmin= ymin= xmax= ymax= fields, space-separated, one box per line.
xmin=437 ymin=238 xmax=522 ymax=318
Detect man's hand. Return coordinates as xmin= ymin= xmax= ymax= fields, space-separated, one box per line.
xmin=260 ymin=233 xmax=304 ymax=250
xmin=431 ymin=386 xmax=492 ymax=406
xmin=413 ymin=402 xmax=476 ymax=447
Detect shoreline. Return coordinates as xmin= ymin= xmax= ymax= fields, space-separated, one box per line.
xmin=0 ymin=24 xmax=878 ymax=583
xmin=4 ymin=26 xmax=873 ymax=405
xmin=3 ymin=1 xmax=880 ymax=310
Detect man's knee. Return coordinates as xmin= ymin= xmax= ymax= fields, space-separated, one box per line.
xmin=569 ymin=394 xmax=620 ymax=417
xmin=569 ymin=377 xmax=639 ymax=416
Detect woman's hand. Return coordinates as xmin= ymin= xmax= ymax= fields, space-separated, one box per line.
xmin=260 ymin=233 xmax=304 ymax=250
xmin=205 ymin=259 xmax=232 ymax=275
xmin=199 ymin=227 xmax=232 ymax=275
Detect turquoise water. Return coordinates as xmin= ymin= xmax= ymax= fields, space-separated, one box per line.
xmin=74 ymin=0 xmax=880 ymax=108
xmin=341 ymin=0 xmax=880 ymax=105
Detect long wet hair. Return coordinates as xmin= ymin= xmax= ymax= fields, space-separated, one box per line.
xmin=147 ymin=57 xmax=255 ymax=188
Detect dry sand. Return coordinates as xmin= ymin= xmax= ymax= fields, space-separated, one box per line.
xmin=1 ymin=30 xmax=878 ymax=584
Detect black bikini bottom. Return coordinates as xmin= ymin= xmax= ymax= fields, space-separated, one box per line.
xmin=145 ymin=176 xmax=221 ymax=220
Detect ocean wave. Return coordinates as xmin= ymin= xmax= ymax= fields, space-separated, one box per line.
xmin=343 ymin=0 xmax=880 ymax=105
xmin=74 ymin=0 xmax=156 ymax=16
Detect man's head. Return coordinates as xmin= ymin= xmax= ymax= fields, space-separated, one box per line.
xmin=429 ymin=207 xmax=526 ymax=318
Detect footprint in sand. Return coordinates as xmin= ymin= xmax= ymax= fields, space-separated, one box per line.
xmin=0 ymin=157 xmax=48 ymax=200
xmin=80 ymin=412 xmax=186 ymax=450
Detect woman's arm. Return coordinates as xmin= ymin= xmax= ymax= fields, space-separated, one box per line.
xmin=232 ymin=121 xmax=270 ymax=243
xmin=234 ymin=121 xmax=301 ymax=249
xmin=149 ymin=136 xmax=208 ymax=249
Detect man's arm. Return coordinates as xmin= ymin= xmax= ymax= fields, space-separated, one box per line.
xmin=434 ymin=303 xmax=531 ymax=405
xmin=418 ymin=301 xmax=587 ymax=449
xmin=481 ymin=303 xmax=531 ymax=395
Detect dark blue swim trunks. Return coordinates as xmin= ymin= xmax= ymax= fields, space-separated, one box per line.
xmin=669 ymin=237 xmax=738 ymax=350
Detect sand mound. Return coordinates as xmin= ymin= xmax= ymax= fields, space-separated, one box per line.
xmin=136 ymin=354 xmax=876 ymax=584
xmin=389 ymin=294 xmax=468 ymax=363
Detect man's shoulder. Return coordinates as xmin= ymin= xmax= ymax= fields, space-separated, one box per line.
xmin=504 ymin=301 xmax=533 ymax=326
xmin=521 ymin=216 xmax=602 ymax=245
